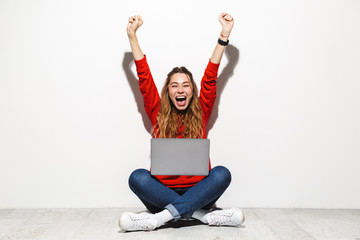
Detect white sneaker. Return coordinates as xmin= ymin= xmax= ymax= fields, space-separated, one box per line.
xmin=206 ymin=208 xmax=245 ymax=226
xmin=119 ymin=212 xmax=158 ymax=231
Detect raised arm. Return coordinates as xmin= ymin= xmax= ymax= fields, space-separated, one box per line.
xmin=210 ymin=13 xmax=234 ymax=64
xmin=126 ymin=15 xmax=160 ymax=125
xmin=127 ymin=15 xmax=145 ymax=61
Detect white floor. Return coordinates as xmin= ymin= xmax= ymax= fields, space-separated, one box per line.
xmin=0 ymin=208 xmax=359 ymax=240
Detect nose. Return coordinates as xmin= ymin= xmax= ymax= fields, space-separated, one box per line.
xmin=177 ymin=86 xmax=184 ymax=94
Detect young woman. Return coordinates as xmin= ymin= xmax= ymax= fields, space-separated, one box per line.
xmin=120 ymin=13 xmax=244 ymax=231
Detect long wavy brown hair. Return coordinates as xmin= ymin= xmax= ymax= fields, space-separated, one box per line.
xmin=153 ymin=66 xmax=203 ymax=138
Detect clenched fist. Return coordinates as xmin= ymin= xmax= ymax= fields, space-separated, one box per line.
xmin=127 ymin=15 xmax=143 ymax=36
xmin=219 ymin=13 xmax=234 ymax=37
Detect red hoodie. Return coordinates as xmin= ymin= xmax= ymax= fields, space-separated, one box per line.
xmin=135 ymin=55 xmax=219 ymax=188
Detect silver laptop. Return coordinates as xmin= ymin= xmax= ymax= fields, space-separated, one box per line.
xmin=150 ymin=138 xmax=210 ymax=176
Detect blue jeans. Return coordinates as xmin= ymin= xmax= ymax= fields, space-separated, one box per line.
xmin=128 ymin=166 xmax=231 ymax=221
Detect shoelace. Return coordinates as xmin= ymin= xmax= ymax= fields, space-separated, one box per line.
xmin=209 ymin=211 xmax=235 ymax=226
xmin=129 ymin=214 xmax=154 ymax=230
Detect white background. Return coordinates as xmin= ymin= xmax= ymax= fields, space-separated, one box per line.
xmin=1 ymin=0 xmax=360 ymax=208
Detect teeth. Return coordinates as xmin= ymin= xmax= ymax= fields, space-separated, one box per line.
xmin=176 ymin=96 xmax=186 ymax=101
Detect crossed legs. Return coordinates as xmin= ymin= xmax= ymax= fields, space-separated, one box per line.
xmin=119 ymin=166 xmax=244 ymax=231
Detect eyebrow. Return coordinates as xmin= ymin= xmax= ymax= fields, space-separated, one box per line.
xmin=170 ymin=81 xmax=191 ymax=85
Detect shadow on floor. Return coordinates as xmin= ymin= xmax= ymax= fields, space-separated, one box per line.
xmin=157 ymin=219 xmax=204 ymax=229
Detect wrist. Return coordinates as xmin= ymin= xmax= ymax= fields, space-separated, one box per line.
xmin=127 ymin=29 xmax=137 ymax=36
xmin=127 ymin=32 xmax=137 ymax=40
xmin=220 ymin=31 xmax=230 ymax=41
xmin=220 ymin=32 xmax=230 ymax=38
xmin=219 ymin=34 xmax=229 ymax=44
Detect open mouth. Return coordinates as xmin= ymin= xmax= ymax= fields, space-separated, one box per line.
xmin=175 ymin=96 xmax=187 ymax=106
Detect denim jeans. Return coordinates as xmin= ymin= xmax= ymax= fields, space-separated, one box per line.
xmin=128 ymin=166 xmax=231 ymax=221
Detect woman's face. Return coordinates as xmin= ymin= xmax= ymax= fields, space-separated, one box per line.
xmin=168 ymin=73 xmax=193 ymax=111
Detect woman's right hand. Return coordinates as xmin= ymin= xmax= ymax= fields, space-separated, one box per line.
xmin=127 ymin=15 xmax=143 ymax=36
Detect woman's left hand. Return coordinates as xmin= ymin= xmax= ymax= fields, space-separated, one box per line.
xmin=219 ymin=13 xmax=234 ymax=37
